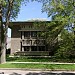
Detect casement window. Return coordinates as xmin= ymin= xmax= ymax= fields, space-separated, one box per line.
xmin=24 ymin=31 xmax=30 ymax=38
xmin=31 ymin=31 xmax=37 ymax=37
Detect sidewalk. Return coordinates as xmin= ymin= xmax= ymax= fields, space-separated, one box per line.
xmin=7 ymin=62 xmax=75 ymax=64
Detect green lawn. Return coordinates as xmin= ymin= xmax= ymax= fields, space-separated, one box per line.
xmin=6 ymin=56 xmax=53 ymax=62
xmin=0 ymin=63 xmax=75 ymax=70
xmin=6 ymin=56 xmax=75 ymax=63
xmin=5 ymin=55 xmax=75 ymax=70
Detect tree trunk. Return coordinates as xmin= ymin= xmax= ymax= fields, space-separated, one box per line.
xmin=0 ymin=3 xmax=6 ymax=64
xmin=5 ymin=0 xmax=14 ymax=51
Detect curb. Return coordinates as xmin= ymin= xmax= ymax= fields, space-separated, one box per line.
xmin=0 ymin=68 xmax=75 ymax=71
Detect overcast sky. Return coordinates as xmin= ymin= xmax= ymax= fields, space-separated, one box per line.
xmin=8 ymin=1 xmax=51 ymax=37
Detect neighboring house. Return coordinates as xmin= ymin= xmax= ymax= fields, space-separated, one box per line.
xmin=9 ymin=21 xmax=51 ymax=56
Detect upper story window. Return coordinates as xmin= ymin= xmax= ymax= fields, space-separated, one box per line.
xmin=24 ymin=31 xmax=30 ymax=38
xmin=31 ymin=31 xmax=37 ymax=37
xmin=21 ymin=26 xmax=25 ymax=29
xmin=29 ymin=25 xmax=32 ymax=28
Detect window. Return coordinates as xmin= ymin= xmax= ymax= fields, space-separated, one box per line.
xmin=31 ymin=31 xmax=37 ymax=37
xmin=37 ymin=40 xmax=45 ymax=45
xmin=23 ymin=26 xmax=25 ymax=28
xmin=29 ymin=25 xmax=32 ymax=28
xmin=38 ymin=46 xmax=45 ymax=51
xmin=24 ymin=47 xmax=29 ymax=51
xmin=31 ymin=46 xmax=37 ymax=51
xmin=24 ymin=32 xmax=30 ymax=38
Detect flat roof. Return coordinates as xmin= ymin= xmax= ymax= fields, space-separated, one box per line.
xmin=3 ymin=21 xmax=62 ymax=28
xmin=8 ymin=21 xmax=51 ymax=28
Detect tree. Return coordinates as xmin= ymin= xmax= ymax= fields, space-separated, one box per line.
xmin=34 ymin=0 xmax=75 ymax=55
xmin=55 ymin=29 xmax=74 ymax=59
xmin=0 ymin=0 xmax=5 ymax=63
xmin=0 ymin=0 xmax=29 ymax=64
xmin=41 ymin=0 xmax=75 ymax=45
xmin=34 ymin=21 xmax=64 ymax=54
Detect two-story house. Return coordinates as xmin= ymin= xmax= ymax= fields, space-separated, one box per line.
xmin=9 ymin=21 xmax=51 ymax=56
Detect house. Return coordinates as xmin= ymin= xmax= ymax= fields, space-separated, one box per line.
xmin=6 ymin=37 xmax=11 ymax=54
xmin=9 ymin=21 xmax=54 ymax=56
xmin=7 ymin=37 xmax=11 ymax=50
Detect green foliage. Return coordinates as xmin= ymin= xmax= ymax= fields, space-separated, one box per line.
xmin=0 ymin=0 xmax=29 ymax=63
xmin=35 ymin=0 xmax=75 ymax=34
xmin=34 ymin=0 xmax=75 ymax=59
xmin=34 ymin=21 xmax=64 ymax=52
xmin=40 ymin=0 xmax=75 ymax=22
xmin=2 ymin=0 xmax=29 ymax=20
xmin=55 ymin=29 xmax=75 ymax=59
xmin=6 ymin=56 xmax=51 ymax=62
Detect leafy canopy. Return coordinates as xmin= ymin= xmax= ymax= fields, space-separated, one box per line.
xmin=0 ymin=0 xmax=29 ymax=21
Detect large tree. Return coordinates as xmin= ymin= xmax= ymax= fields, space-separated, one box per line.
xmin=0 ymin=0 xmax=29 ymax=64
xmin=34 ymin=21 xmax=64 ymax=54
xmin=55 ymin=29 xmax=74 ymax=59
xmin=43 ymin=0 xmax=75 ymax=41
xmin=35 ymin=0 xmax=75 ymax=48
xmin=32 ymin=0 xmax=75 ymax=58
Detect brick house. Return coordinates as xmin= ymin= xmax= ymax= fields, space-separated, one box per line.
xmin=9 ymin=21 xmax=51 ymax=56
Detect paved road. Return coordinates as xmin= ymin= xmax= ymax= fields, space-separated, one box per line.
xmin=0 ymin=69 xmax=75 ymax=75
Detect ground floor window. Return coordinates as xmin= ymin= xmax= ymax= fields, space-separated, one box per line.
xmin=31 ymin=46 xmax=37 ymax=51
xmin=38 ymin=46 xmax=45 ymax=51
xmin=24 ymin=46 xmax=30 ymax=51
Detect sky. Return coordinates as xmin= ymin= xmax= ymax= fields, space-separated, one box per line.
xmin=8 ymin=1 xmax=51 ymax=37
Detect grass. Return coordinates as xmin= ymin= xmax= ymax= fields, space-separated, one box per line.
xmin=3 ymin=55 xmax=75 ymax=70
xmin=6 ymin=55 xmax=75 ymax=63
xmin=0 ymin=63 xmax=75 ymax=70
xmin=6 ymin=56 xmax=52 ymax=62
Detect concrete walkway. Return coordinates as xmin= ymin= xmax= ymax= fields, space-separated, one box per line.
xmin=7 ymin=62 xmax=75 ymax=64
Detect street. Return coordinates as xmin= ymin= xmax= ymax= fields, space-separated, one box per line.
xmin=0 ymin=69 xmax=75 ymax=75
